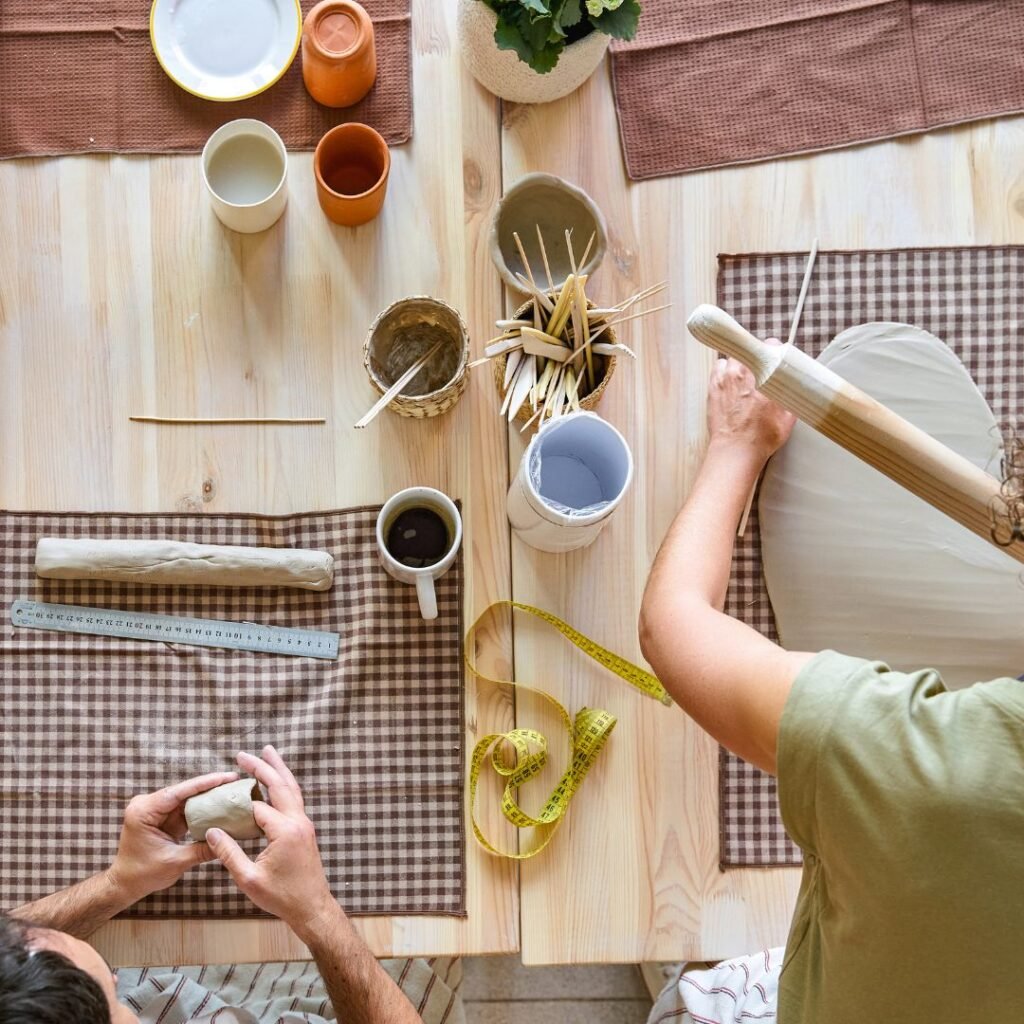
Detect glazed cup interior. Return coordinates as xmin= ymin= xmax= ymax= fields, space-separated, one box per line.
xmin=315 ymin=122 xmax=389 ymax=198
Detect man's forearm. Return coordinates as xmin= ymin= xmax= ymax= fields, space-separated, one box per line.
xmin=644 ymin=439 xmax=765 ymax=614
xmin=10 ymin=870 xmax=134 ymax=938
xmin=298 ymin=906 xmax=423 ymax=1024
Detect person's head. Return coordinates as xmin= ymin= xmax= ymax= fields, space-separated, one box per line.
xmin=0 ymin=914 xmax=138 ymax=1024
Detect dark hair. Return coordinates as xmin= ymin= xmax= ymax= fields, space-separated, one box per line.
xmin=0 ymin=915 xmax=111 ymax=1024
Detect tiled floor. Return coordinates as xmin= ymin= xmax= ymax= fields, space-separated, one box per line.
xmin=462 ymin=956 xmax=654 ymax=1023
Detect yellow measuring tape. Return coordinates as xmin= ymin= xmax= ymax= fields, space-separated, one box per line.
xmin=465 ymin=601 xmax=671 ymax=859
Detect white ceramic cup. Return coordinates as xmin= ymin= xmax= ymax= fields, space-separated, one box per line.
xmin=376 ymin=487 xmax=463 ymax=621
xmin=201 ymin=119 xmax=288 ymax=234
xmin=507 ymin=411 xmax=633 ymax=553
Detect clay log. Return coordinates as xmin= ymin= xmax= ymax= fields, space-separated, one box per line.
xmin=35 ymin=539 xmax=335 ymax=591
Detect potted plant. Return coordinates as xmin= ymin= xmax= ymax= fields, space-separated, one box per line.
xmin=458 ymin=0 xmax=641 ymax=105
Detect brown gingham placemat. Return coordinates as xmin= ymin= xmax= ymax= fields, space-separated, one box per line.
xmin=0 ymin=506 xmax=465 ymax=917
xmin=0 ymin=0 xmax=411 ymax=159
xmin=610 ymin=0 xmax=1024 ymax=180
xmin=718 ymin=246 xmax=1024 ymax=866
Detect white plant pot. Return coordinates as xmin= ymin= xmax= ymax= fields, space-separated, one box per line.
xmin=457 ymin=0 xmax=610 ymax=105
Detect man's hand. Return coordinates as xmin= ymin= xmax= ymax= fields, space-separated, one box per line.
xmin=205 ymin=745 xmax=340 ymax=942
xmin=107 ymin=770 xmax=239 ymax=903
xmin=707 ymin=342 xmax=796 ymax=462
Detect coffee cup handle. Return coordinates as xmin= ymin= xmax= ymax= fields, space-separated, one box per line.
xmin=415 ymin=575 xmax=438 ymax=621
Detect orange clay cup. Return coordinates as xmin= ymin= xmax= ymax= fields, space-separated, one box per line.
xmin=314 ymin=122 xmax=390 ymax=226
xmin=301 ymin=0 xmax=377 ymax=108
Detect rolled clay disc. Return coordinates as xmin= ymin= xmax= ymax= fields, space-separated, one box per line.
xmin=760 ymin=322 xmax=1024 ymax=688
xmin=185 ymin=778 xmax=264 ymax=842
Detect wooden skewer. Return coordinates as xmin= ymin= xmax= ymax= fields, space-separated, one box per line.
xmin=786 ymin=238 xmax=819 ymax=347
xmin=514 ymin=272 xmax=555 ymax=313
xmin=514 ymin=232 xmax=554 ymax=315
xmin=737 ymin=239 xmax=818 ymax=536
xmin=130 ymin=416 xmax=325 ymax=425
xmin=355 ymin=340 xmax=444 ymax=429
xmin=576 ymin=275 xmax=595 ymax=388
xmin=536 ymin=225 xmax=555 ymax=291
xmin=520 ymin=404 xmax=544 ymax=433
xmin=617 ymin=281 xmax=668 ymax=312
xmin=578 ymin=230 xmax=597 ymax=272
xmin=588 ymin=302 xmax=672 ymax=344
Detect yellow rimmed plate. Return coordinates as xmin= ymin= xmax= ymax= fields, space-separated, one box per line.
xmin=150 ymin=0 xmax=302 ymax=102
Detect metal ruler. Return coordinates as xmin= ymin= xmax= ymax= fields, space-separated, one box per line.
xmin=11 ymin=600 xmax=339 ymax=660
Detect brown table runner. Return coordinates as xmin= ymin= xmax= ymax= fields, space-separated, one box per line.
xmin=718 ymin=246 xmax=1024 ymax=867
xmin=0 ymin=507 xmax=465 ymax=917
xmin=0 ymin=0 xmax=411 ymax=159
xmin=610 ymin=1 xmax=1024 ymax=180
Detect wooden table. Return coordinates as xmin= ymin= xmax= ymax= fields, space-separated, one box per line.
xmin=4 ymin=0 xmax=1024 ymax=969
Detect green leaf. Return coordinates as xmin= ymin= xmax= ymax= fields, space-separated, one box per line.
xmin=529 ymin=42 xmax=563 ymax=73
xmin=493 ymin=16 xmax=535 ymax=64
xmin=591 ymin=0 xmax=640 ymax=39
xmin=558 ymin=0 xmax=583 ymax=27
xmin=517 ymin=8 xmax=555 ymax=50
xmin=517 ymin=0 xmax=551 ymax=14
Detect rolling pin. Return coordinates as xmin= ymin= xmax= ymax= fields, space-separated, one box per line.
xmin=686 ymin=303 xmax=1024 ymax=566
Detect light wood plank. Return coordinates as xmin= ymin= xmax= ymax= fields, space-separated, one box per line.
xmin=0 ymin=0 xmax=517 ymax=963
xmin=502 ymin=58 xmax=1024 ymax=963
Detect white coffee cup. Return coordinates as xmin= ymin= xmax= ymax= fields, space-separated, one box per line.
xmin=507 ymin=411 xmax=633 ymax=552
xmin=376 ymin=487 xmax=463 ymax=621
xmin=202 ymin=119 xmax=288 ymax=234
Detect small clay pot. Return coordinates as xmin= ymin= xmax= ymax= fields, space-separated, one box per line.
xmin=314 ymin=122 xmax=390 ymax=226
xmin=490 ymin=173 xmax=608 ymax=293
xmin=364 ymin=297 xmax=470 ymax=419
xmin=302 ymin=0 xmax=376 ymax=108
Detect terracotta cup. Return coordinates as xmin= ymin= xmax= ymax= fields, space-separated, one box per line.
xmin=314 ymin=122 xmax=390 ymax=226
xmin=301 ymin=0 xmax=377 ymax=108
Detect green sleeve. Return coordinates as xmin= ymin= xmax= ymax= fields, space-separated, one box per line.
xmin=776 ymin=650 xmax=899 ymax=854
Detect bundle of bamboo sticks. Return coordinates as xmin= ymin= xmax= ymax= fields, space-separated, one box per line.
xmin=470 ymin=227 xmax=668 ymax=429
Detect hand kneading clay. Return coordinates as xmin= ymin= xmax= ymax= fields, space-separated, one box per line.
xmin=35 ymin=539 xmax=334 ymax=591
xmin=185 ymin=778 xmax=264 ymax=842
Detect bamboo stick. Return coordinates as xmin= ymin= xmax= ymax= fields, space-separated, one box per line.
xmin=536 ymin=225 xmax=555 ymax=291
xmin=130 ymin=416 xmax=325 ymax=425
xmin=737 ymin=239 xmax=818 ymax=536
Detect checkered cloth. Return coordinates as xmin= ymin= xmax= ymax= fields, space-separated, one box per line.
xmin=717 ymin=246 xmax=1024 ymax=866
xmin=0 ymin=507 xmax=465 ymax=917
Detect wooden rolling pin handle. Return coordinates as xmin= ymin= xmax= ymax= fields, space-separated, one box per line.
xmin=686 ymin=304 xmax=783 ymax=385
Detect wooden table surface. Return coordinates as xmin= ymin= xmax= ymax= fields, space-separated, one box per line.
xmin=4 ymin=0 xmax=1024 ymax=968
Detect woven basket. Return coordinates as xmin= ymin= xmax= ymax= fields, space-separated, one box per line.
xmin=494 ymin=298 xmax=617 ymax=427
xmin=363 ymin=297 xmax=470 ymax=420
xmin=457 ymin=0 xmax=610 ymax=105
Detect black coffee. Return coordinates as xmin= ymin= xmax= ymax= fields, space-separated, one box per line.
xmin=386 ymin=507 xmax=449 ymax=568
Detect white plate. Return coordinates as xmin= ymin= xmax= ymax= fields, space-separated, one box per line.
xmin=150 ymin=0 xmax=302 ymax=102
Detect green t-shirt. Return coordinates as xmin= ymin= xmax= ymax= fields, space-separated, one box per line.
xmin=777 ymin=650 xmax=1024 ymax=1022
